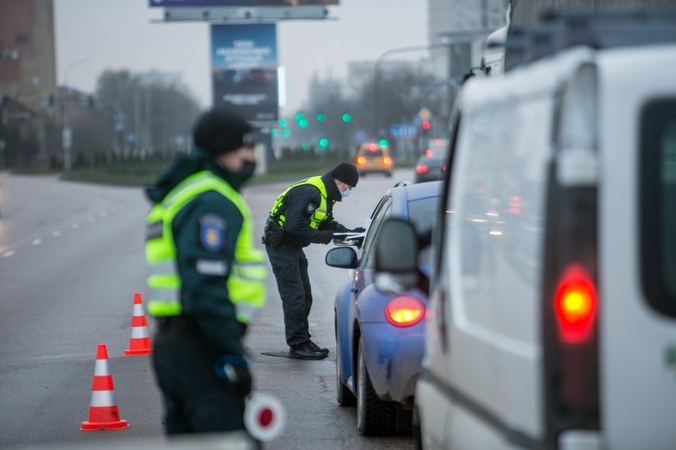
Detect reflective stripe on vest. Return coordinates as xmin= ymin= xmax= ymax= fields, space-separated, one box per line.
xmin=269 ymin=176 xmax=328 ymax=229
xmin=145 ymin=170 xmax=267 ymax=323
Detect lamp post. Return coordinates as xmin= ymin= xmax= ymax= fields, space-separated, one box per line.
xmin=372 ymin=43 xmax=451 ymax=140
xmin=62 ymin=57 xmax=90 ymax=171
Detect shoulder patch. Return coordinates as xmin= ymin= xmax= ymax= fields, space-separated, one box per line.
xmin=199 ymin=213 xmax=227 ymax=251
xmin=306 ymin=203 xmax=317 ymax=214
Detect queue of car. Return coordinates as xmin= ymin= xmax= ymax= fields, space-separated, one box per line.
xmin=327 ymin=9 xmax=676 ymax=450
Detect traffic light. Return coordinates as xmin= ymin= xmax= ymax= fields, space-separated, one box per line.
xmin=298 ymin=119 xmax=309 ymax=128
xmin=294 ymin=112 xmax=304 ymax=121
xmin=341 ymin=113 xmax=352 ymax=123
xmin=318 ymin=138 xmax=330 ymax=149
xmin=378 ymin=138 xmax=389 ymax=147
xmin=316 ymin=113 xmax=326 ymax=122
xmin=278 ymin=118 xmax=288 ymax=127
xmin=421 ymin=120 xmax=431 ymax=131
xmin=270 ymin=129 xmax=278 ymax=137
xmin=282 ymin=129 xmax=292 ymax=138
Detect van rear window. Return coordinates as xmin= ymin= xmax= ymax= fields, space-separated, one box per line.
xmin=640 ymin=99 xmax=676 ymax=318
xmin=364 ymin=149 xmax=383 ymax=157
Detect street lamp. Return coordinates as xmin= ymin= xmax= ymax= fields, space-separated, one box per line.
xmin=372 ymin=43 xmax=450 ymax=139
xmin=62 ymin=57 xmax=90 ymax=171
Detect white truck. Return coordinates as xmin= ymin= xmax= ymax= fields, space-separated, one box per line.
xmin=373 ymin=10 xmax=676 ymax=450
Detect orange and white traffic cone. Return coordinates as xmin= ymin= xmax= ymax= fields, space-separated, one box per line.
xmin=123 ymin=292 xmax=152 ymax=356
xmin=80 ymin=343 xmax=129 ymax=431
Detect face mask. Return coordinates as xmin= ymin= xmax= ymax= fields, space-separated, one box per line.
xmin=224 ymin=160 xmax=256 ymax=190
xmin=341 ymin=188 xmax=351 ymax=199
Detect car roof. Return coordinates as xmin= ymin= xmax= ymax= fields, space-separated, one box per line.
xmin=387 ymin=180 xmax=443 ymax=204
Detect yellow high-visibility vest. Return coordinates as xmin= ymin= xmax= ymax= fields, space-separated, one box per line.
xmin=145 ymin=170 xmax=266 ymax=323
xmin=269 ymin=176 xmax=328 ymax=229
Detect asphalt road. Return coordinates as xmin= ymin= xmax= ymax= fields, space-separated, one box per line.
xmin=0 ymin=168 xmax=417 ymax=450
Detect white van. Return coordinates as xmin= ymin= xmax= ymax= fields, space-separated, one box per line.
xmin=372 ymin=17 xmax=676 ymax=450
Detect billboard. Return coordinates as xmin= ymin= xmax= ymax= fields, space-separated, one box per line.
xmin=211 ymin=23 xmax=278 ymax=122
xmin=149 ymin=0 xmax=338 ymax=6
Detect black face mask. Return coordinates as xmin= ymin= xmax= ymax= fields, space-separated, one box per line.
xmin=226 ymin=160 xmax=257 ymax=191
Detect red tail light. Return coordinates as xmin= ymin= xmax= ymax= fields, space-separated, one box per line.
xmin=385 ymin=296 xmax=425 ymax=327
xmin=554 ymin=265 xmax=597 ymax=344
xmin=425 ymin=149 xmax=433 ymax=157
xmin=355 ymin=156 xmax=366 ymax=166
xmin=416 ymin=165 xmax=429 ymax=174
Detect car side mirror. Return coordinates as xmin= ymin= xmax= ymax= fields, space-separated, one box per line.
xmin=325 ymin=246 xmax=358 ymax=269
xmin=374 ymin=218 xmax=420 ymax=292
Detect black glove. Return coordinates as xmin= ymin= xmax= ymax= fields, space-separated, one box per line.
xmin=320 ymin=230 xmax=334 ymax=244
xmin=214 ymin=355 xmax=252 ymax=396
xmin=351 ymin=227 xmax=366 ymax=233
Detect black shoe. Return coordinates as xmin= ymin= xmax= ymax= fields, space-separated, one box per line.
xmin=289 ymin=343 xmax=327 ymax=360
xmin=308 ymin=339 xmax=329 ymax=355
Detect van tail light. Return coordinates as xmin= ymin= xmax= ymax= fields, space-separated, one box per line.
xmin=385 ymin=296 xmax=425 ymax=327
xmin=355 ymin=156 xmax=366 ymax=166
xmin=416 ymin=165 xmax=429 ymax=174
xmin=425 ymin=149 xmax=433 ymax=157
xmin=541 ymin=161 xmax=599 ymax=446
xmin=555 ymin=265 xmax=596 ymax=344
xmin=382 ymin=156 xmax=392 ymax=166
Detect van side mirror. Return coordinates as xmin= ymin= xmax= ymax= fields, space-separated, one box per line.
xmin=374 ymin=218 xmax=420 ymax=292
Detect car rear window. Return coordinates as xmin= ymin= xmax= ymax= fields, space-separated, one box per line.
xmin=407 ymin=196 xmax=439 ymax=266
xmin=640 ymin=98 xmax=676 ymax=318
xmin=363 ymin=149 xmax=383 ymax=157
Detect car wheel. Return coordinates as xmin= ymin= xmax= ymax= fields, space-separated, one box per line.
xmin=335 ymin=316 xmax=357 ymax=406
xmin=356 ymin=338 xmax=398 ymax=435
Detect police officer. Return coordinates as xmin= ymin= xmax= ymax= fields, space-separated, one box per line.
xmin=263 ymin=163 xmax=361 ymax=360
xmin=145 ymin=108 xmax=267 ymax=436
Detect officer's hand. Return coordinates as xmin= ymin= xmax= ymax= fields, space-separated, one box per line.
xmin=351 ymin=227 xmax=366 ymax=233
xmin=215 ymin=355 xmax=253 ymax=396
xmin=320 ymin=230 xmax=334 ymax=244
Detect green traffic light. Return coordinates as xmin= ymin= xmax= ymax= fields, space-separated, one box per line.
xmin=316 ymin=113 xmax=326 ymax=122
xmin=341 ymin=113 xmax=352 ymax=123
xmin=270 ymin=129 xmax=278 ymax=137
xmin=294 ymin=112 xmax=304 ymax=121
xmin=282 ymin=129 xmax=292 ymax=137
xmin=278 ymin=119 xmax=288 ymax=127
xmin=378 ymin=139 xmax=389 ymax=147
xmin=299 ymin=119 xmax=309 ymax=128
xmin=318 ymin=138 xmax=330 ymax=148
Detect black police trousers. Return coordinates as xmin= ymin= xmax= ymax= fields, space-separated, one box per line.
xmin=151 ymin=317 xmax=247 ymax=435
xmin=265 ymin=241 xmax=314 ymax=348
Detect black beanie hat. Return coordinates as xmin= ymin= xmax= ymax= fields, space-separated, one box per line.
xmin=192 ymin=108 xmax=255 ymax=155
xmin=331 ymin=162 xmax=359 ymax=187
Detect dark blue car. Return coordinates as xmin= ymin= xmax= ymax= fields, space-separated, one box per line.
xmin=325 ymin=180 xmax=442 ymax=436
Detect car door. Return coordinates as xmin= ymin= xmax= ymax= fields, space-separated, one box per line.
xmin=600 ymin=48 xmax=676 ymax=450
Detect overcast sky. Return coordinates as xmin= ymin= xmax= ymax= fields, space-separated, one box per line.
xmin=53 ymin=0 xmax=428 ymax=115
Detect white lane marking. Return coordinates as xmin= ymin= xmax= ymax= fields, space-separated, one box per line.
xmin=3 ymin=251 xmax=15 ymax=257
xmin=31 ymin=239 xmax=42 ymax=245
xmin=52 ymin=231 xmax=62 ymax=237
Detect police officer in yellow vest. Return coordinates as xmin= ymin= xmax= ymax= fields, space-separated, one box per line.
xmin=145 ymin=108 xmax=266 ymax=435
xmin=263 ymin=163 xmax=361 ymax=360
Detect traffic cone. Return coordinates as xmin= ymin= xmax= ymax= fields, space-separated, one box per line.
xmin=81 ymin=343 xmax=129 ymax=431
xmin=123 ymin=292 xmax=152 ymax=356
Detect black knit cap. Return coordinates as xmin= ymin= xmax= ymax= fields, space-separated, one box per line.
xmin=331 ymin=162 xmax=359 ymax=187
xmin=192 ymin=108 xmax=255 ymax=155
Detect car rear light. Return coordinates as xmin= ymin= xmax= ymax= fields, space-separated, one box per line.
xmin=385 ymin=296 xmax=425 ymax=327
xmin=416 ymin=165 xmax=429 ymax=174
xmin=368 ymin=143 xmax=378 ymax=151
xmin=554 ymin=265 xmax=596 ymax=344
xmin=356 ymin=156 xmax=366 ymax=166
xmin=425 ymin=149 xmax=433 ymax=158
xmin=382 ymin=156 xmax=392 ymax=166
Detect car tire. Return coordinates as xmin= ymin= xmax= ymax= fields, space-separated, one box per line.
xmin=356 ymin=338 xmax=398 ymax=435
xmin=335 ymin=315 xmax=357 ymax=406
